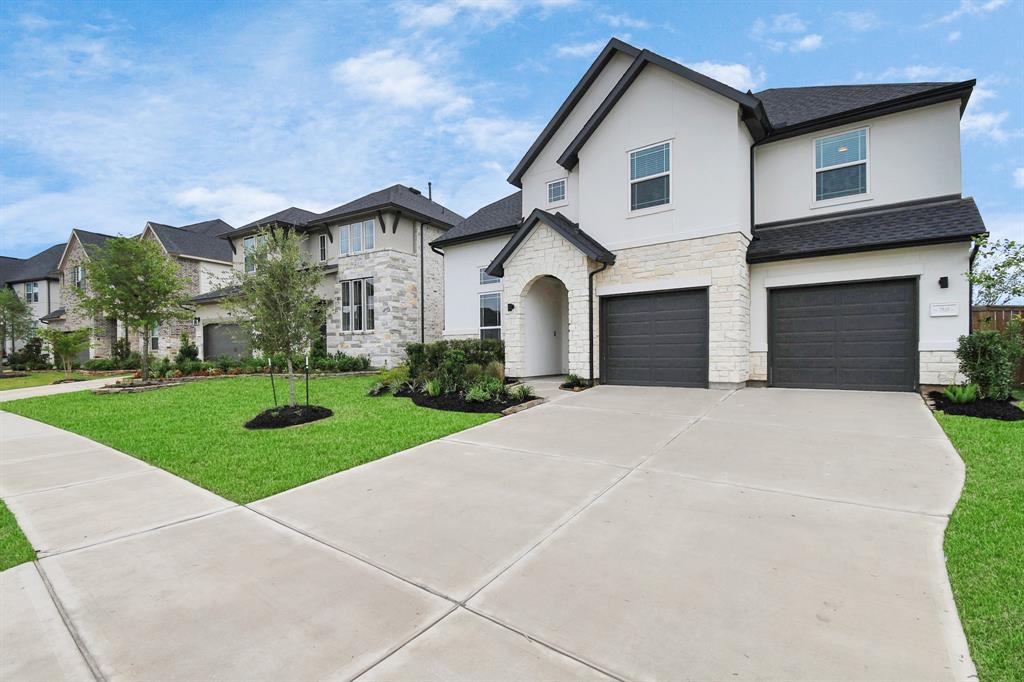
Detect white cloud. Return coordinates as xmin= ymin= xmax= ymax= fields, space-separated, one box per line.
xmin=751 ymin=13 xmax=806 ymax=36
xmin=685 ymin=61 xmax=765 ymax=91
xmin=17 ymin=35 xmax=132 ymax=80
xmin=598 ymin=12 xmax=649 ymax=29
xmin=962 ymin=109 xmax=1016 ymax=141
xmin=927 ymin=0 xmax=1009 ymax=25
xmin=832 ymin=10 xmax=882 ymax=31
xmin=16 ymin=14 xmax=58 ymax=31
xmin=555 ymin=40 xmax=607 ymax=59
xmin=980 ymin=212 xmax=1024 ymax=245
xmin=173 ymin=185 xmax=290 ymax=227
xmin=331 ymin=49 xmax=471 ymax=113
xmin=395 ymin=0 xmax=572 ymax=30
xmin=790 ymin=34 xmax=823 ymax=52
xmin=451 ymin=117 xmax=539 ymax=156
xmin=948 ymin=30 xmax=962 ymax=41
xmin=1013 ymin=168 xmax=1024 ymax=189
xmin=870 ymin=64 xmax=971 ymax=81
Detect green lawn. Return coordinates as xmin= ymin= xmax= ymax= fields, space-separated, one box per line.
xmin=1 ymin=500 xmax=36 ymax=571
xmin=0 ymin=371 xmax=96 ymax=391
xmin=1 ymin=375 xmax=497 ymax=504
xmin=938 ymin=412 xmax=1023 ymax=682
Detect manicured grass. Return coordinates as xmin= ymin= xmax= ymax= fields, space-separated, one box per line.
xmin=0 ymin=500 xmax=36 ymax=571
xmin=0 ymin=371 xmax=95 ymax=391
xmin=938 ymin=412 xmax=1023 ymax=682
xmin=1 ymin=375 xmax=497 ymax=504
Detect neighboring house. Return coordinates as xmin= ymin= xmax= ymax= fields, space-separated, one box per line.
xmin=139 ymin=218 xmax=235 ymax=358
xmin=193 ymin=185 xmax=462 ymax=366
xmin=0 ymin=244 xmax=64 ymax=356
xmin=48 ymin=229 xmax=120 ymax=360
xmin=433 ymin=38 xmax=986 ymax=391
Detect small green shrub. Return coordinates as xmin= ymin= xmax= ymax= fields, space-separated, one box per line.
xmin=483 ymin=360 xmax=504 ymax=381
xmin=381 ymin=364 xmax=410 ymax=392
xmin=437 ymin=349 xmax=468 ymax=394
xmin=943 ymin=383 xmax=979 ymax=404
xmin=424 ymin=378 xmax=442 ymax=397
xmin=465 ymin=363 xmax=483 ymax=383
xmin=561 ymin=373 xmax=591 ymax=389
xmin=174 ymin=332 xmax=200 ymax=364
xmin=83 ymin=358 xmax=116 ymax=371
xmin=406 ymin=339 xmax=504 ymax=380
xmin=465 ymin=384 xmax=491 ymax=402
xmin=9 ymin=337 xmax=49 ymax=370
xmin=956 ymin=330 xmax=1013 ymax=400
xmin=111 ymin=338 xmax=132 ymax=362
xmin=511 ymin=383 xmax=534 ymax=402
xmin=366 ymin=381 xmax=389 ymax=397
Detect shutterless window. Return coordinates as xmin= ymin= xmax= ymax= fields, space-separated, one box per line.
xmin=24 ymin=282 xmax=38 ymax=303
xmin=340 ymin=278 xmax=374 ymax=332
xmin=815 ymin=129 xmax=867 ymax=201
xmin=479 ymin=268 xmax=500 ymax=285
xmin=74 ymin=266 xmax=85 ymax=289
xmin=243 ymin=236 xmax=256 ymax=272
xmin=319 ymin=234 xmax=327 ymax=261
xmin=547 ymin=179 xmax=566 ymax=204
xmin=630 ymin=142 xmax=670 ymax=210
xmin=479 ymin=292 xmax=501 ymax=340
xmin=339 ymin=219 xmax=376 ymax=255
xmin=150 ymin=324 xmax=160 ymax=351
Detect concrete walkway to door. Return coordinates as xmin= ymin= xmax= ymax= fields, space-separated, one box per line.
xmin=1 ymin=386 xmax=973 ymax=681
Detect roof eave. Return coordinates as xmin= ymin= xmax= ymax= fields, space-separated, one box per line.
xmin=747 ymin=233 xmax=984 ymax=264
xmin=430 ymin=224 xmax=520 ymax=249
xmin=306 ymin=204 xmax=456 ymax=229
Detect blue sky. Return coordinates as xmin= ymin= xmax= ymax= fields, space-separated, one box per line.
xmin=1 ymin=0 xmax=1022 ymax=258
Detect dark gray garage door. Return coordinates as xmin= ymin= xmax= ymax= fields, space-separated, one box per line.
xmin=769 ymin=279 xmax=917 ymax=391
xmin=601 ymin=289 xmax=708 ymax=387
xmin=203 ymin=324 xmax=250 ymax=360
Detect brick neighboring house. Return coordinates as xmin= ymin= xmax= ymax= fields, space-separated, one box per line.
xmin=1 ymin=243 xmax=64 ymax=358
xmin=193 ymin=185 xmax=461 ymax=367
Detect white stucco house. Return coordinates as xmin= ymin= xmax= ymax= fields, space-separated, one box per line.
xmin=193 ymin=185 xmax=461 ymax=367
xmin=432 ymin=38 xmax=987 ymax=391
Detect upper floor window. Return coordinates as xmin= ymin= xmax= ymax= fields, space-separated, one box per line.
xmin=479 ymin=292 xmax=501 ymax=340
xmin=815 ymin=128 xmax=868 ymax=202
xmin=73 ymin=265 xmax=85 ymax=289
xmin=479 ymin=268 xmax=500 ymax=285
xmin=340 ymin=219 xmax=376 ymax=256
xmin=630 ymin=142 xmax=671 ymax=211
xmin=243 ymin=235 xmax=266 ymax=273
xmin=319 ymin=234 xmax=328 ymax=262
xmin=24 ymin=282 xmax=39 ymax=303
xmin=547 ymin=179 xmax=566 ymax=204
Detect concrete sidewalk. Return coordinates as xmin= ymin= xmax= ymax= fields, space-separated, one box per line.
xmin=0 ymin=376 xmax=128 ymax=403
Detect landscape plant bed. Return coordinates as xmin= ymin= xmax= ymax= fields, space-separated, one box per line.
xmin=395 ymin=387 xmax=536 ymax=414
xmin=0 ymin=372 xmax=30 ymax=379
xmin=559 ymin=384 xmax=591 ymax=392
xmin=245 ymin=404 xmax=333 ymax=429
xmin=928 ymin=391 xmax=1024 ymax=421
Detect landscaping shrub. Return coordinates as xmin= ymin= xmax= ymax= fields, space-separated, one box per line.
xmin=944 ymin=384 xmax=978 ymax=404
xmin=465 ymin=384 xmax=491 ymax=402
xmin=561 ymin=373 xmax=592 ymax=389
xmin=511 ymin=383 xmax=534 ymax=402
xmin=112 ymin=338 xmax=132 ymax=362
xmin=83 ymin=358 xmax=116 ymax=371
xmin=956 ymin=331 xmax=1013 ymax=400
xmin=381 ymin=365 xmax=410 ymax=392
xmin=366 ymin=381 xmax=388 ymax=397
xmin=483 ymin=360 xmax=504 ymax=381
xmin=8 ymin=337 xmax=49 ymax=370
xmin=175 ymin=332 xmax=200 ymax=364
xmin=465 ymin=363 xmax=483 ymax=383
xmin=437 ymin=349 xmax=468 ymax=394
xmin=423 ymin=378 xmax=442 ymax=397
xmin=406 ymin=339 xmax=504 ymax=381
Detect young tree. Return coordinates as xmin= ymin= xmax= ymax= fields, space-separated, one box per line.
xmin=38 ymin=327 xmax=92 ymax=380
xmin=0 ymin=288 xmax=37 ymax=375
xmin=224 ymin=227 xmax=331 ymax=407
xmin=71 ymin=237 xmax=191 ymax=380
xmin=969 ymin=235 xmax=1024 ymax=305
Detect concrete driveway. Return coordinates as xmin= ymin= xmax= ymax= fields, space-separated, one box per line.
xmin=2 ymin=385 xmax=972 ymax=681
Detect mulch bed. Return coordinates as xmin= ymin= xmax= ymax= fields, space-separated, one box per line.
xmin=244 ymin=405 xmax=333 ymax=429
xmin=52 ymin=378 xmax=87 ymax=384
xmin=395 ymin=387 xmax=536 ymax=414
xmin=928 ymin=391 xmax=1024 ymax=422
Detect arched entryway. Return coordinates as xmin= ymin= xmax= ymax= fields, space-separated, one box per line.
xmin=522 ymin=276 xmax=569 ymax=376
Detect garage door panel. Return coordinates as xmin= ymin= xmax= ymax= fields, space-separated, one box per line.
xmin=203 ymin=324 xmax=251 ymax=360
xmin=602 ymin=289 xmax=708 ymax=388
xmin=770 ymin=279 xmax=916 ymax=392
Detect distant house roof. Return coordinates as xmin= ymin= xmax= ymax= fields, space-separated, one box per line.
xmin=39 ymin=307 xmax=65 ymax=323
xmin=178 ymin=218 xmax=235 ymax=238
xmin=239 ymin=207 xmax=320 ymax=231
xmin=432 ymin=192 xmax=522 ymax=247
xmin=747 ymin=195 xmax=987 ymax=264
xmin=0 ymin=256 xmax=25 ymax=286
xmin=3 ymin=243 xmax=66 ymax=283
xmin=73 ymin=229 xmax=117 ymax=255
xmin=486 ymin=208 xmax=614 ymax=278
xmin=308 ymin=184 xmax=463 ymax=229
xmin=146 ymin=222 xmax=234 ymax=262
xmin=192 ymin=285 xmax=239 ymax=303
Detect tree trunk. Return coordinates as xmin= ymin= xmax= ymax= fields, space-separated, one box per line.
xmin=141 ymin=327 xmax=150 ymax=381
xmin=63 ymin=355 xmax=72 ymax=381
xmin=286 ymin=357 xmax=297 ymax=407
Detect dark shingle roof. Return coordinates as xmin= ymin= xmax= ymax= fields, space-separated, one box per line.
xmin=4 ymin=243 xmax=65 ymax=283
xmin=486 ymin=208 xmax=614 ymax=278
xmin=432 ymin=192 xmax=522 ymax=247
xmin=39 ymin=307 xmax=65 ymax=322
xmin=147 ymin=223 xmax=233 ymax=262
xmin=755 ymin=82 xmax=970 ymax=131
xmin=747 ymin=196 xmax=986 ymax=264
xmin=72 ymin=229 xmax=117 ymax=257
xmin=192 ymin=285 xmax=239 ymax=303
xmin=239 ymin=207 xmax=320 ymax=230
xmin=0 ymin=256 xmax=26 ymax=285
xmin=179 ymin=218 xmax=235 ymax=237
xmin=311 ymin=185 xmax=463 ymax=228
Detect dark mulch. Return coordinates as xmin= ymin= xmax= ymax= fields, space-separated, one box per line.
xmin=928 ymin=391 xmax=1024 ymax=422
xmin=0 ymin=372 xmax=30 ymax=379
xmin=52 ymin=378 xmax=87 ymax=384
xmin=395 ymin=388 xmax=535 ymax=414
xmin=244 ymin=405 xmax=333 ymax=429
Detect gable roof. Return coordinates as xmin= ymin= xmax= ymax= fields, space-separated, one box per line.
xmin=431 ymin=192 xmax=522 ymax=248
xmin=308 ymin=184 xmax=463 ymax=228
xmin=747 ymin=195 xmax=986 ymax=263
xmin=559 ymin=49 xmax=770 ymax=171
xmin=239 ymin=207 xmax=320 ymax=231
xmin=0 ymin=256 xmax=26 ymax=286
xmin=754 ymin=81 xmax=975 ymax=141
xmin=179 ymin=218 xmax=235 ymax=237
xmin=146 ymin=222 xmax=233 ymax=262
xmin=507 ymin=38 xmax=641 ymax=188
xmin=485 ymin=208 xmax=614 ymax=278
xmin=55 ymin=229 xmax=118 ymax=272
xmin=3 ymin=243 xmax=65 ymax=284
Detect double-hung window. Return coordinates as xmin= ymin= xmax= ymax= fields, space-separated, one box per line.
xmin=339 ymin=219 xmax=376 ymax=255
xmin=150 ymin=323 xmax=160 ymax=351
xmin=319 ymin=234 xmax=328 ymax=262
xmin=629 ymin=142 xmax=670 ymax=211
xmin=73 ymin=265 xmax=85 ymax=289
xmin=479 ymin=268 xmax=500 ymax=285
xmin=340 ymin=278 xmax=374 ymax=332
xmin=547 ymin=179 xmax=566 ymax=204
xmin=815 ymin=128 xmax=868 ymax=201
xmin=243 ymin=235 xmax=267 ymax=273
xmin=479 ymin=292 xmax=501 ymax=340
xmin=24 ymin=282 xmax=39 ymax=303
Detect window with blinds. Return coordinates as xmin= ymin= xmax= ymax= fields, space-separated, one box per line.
xmin=630 ymin=142 xmax=670 ymax=211
xmin=815 ymin=129 xmax=868 ymax=201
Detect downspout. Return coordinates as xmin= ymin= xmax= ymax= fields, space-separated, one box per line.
xmin=749 ymin=145 xmax=756 ymax=232
xmin=588 ymin=262 xmax=609 ymax=382
xmin=968 ymin=240 xmax=981 ymax=332
xmin=420 ymin=221 xmax=426 ymax=343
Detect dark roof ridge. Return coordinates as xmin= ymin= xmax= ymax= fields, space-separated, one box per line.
xmin=754 ymin=194 xmax=965 ymax=231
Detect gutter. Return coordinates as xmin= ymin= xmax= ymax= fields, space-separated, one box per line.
xmin=420 ymin=221 xmax=426 ymax=343
xmin=588 ymin=262 xmax=609 ymax=382
xmin=968 ymin=239 xmax=981 ymax=332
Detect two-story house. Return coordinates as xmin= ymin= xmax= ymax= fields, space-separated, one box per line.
xmin=192 ymin=184 xmax=461 ymax=367
xmin=0 ymin=243 xmax=64 ymax=357
xmin=433 ymin=38 xmax=986 ymax=392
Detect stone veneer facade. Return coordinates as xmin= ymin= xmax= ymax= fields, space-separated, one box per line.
xmin=500 ymin=224 xmax=751 ymax=387
xmin=57 ymin=237 xmax=116 ymax=359
xmin=919 ymin=350 xmax=963 ymax=386
xmin=327 ymin=224 xmax=444 ymax=367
